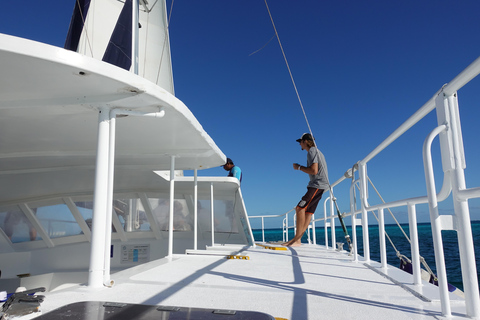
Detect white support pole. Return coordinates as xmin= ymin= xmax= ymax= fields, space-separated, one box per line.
xmin=448 ymin=93 xmax=480 ymax=318
xmin=210 ymin=183 xmax=214 ymax=247
xmin=359 ymin=163 xmax=370 ymax=262
xmin=102 ymin=109 xmax=117 ymax=287
xmin=408 ymin=203 xmax=422 ymax=286
xmin=378 ymin=208 xmax=387 ymax=270
xmin=132 ymin=0 xmax=139 ymax=74
xmin=88 ymin=107 xmax=110 ymax=288
xmin=168 ymin=156 xmax=175 ymax=259
xmin=194 ymin=169 xmax=198 ymax=250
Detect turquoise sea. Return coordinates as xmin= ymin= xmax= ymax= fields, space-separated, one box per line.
xmin=252 ymin=221 xmax=480 ymax=292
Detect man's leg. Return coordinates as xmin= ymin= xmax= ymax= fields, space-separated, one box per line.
xmin=282 ymin=206 xmax=302 ymax=246
xmin=283 ymin=188 xmax=321 ymax=246
xmin=283 ymin=206 xmax=311 ymax=246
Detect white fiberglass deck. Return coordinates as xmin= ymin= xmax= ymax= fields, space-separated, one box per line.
xmin=32 ymin=244 xmax=465 ymax=320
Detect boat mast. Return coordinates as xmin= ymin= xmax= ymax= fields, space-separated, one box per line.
xmin=132 ymin=0 xmax=139 ymax=74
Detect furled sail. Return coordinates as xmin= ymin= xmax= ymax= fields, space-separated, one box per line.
xmin=64 ymin=0 xmax=91 ymax=52
xmin=102 ymin=0 xmax=133 ymax=71
xmin=64 ymin=0 xmax=174 ymax=94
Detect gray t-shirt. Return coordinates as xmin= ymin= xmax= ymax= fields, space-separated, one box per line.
xmin=307 ymin=147 xmax=329 ymax=190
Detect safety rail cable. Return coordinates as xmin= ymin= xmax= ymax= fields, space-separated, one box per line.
xmin=366 ymin=176 xmax=437 ymax=277
xmin=348 ymin=167 xmax=437 ymax=278
xmin=349 ymin=167 xmax=406 ymax=262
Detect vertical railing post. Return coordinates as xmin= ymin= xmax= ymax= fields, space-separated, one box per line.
xmin=350 ymin=181 xmax=358 ymax=261
xmin=261 ymin=217 xmax=265 ymax=243
xmin=359 ymin=163 xmax=370 ymax=262
xmin=378 ymin=208 xmax=387 ymax=269
xmin=447 ymin=93 xmax=480 ymax=318
xmin=167 ymin=156 xmax=175 ymax=259
xmin=423 ymin=108 xmax=451 ymax=316
xmin=330 ymin=196 xmax=336 ymax=248
xmin=323 ymin=197 xmax=329 ymax=249
xmin=285 ymin=212 xmax=289 ymax=242
xmin=312 ymin=214 xmax=316 ymax=245
xmin=194 ymin=169 xmax=198 ymax=250
xmin=210 ymin=182 xmax=214 ymax=247
xmin=408 ymin=203 xmax=421 ymax=286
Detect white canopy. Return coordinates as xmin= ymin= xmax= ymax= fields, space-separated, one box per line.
xmin=0 ymin=34 xmax=225 ymax=205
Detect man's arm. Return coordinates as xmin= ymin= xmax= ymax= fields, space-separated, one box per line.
xmin=293 ymin=162 xmax=318 ymax=175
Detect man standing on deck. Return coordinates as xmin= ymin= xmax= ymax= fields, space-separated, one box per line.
xmin=283 ymin=133 xmax=329 ymax=247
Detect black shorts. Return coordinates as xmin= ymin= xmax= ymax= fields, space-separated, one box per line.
xmin=297 ymin=187 xmax=325 ymax=214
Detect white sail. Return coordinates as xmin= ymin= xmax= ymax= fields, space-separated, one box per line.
xmin=73 ymin=0 xmax=174 ymax=93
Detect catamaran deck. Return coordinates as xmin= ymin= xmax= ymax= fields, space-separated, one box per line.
xmin=30 ymin=244 xmax=465 ymax=320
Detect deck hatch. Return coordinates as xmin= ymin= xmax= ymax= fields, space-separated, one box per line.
xmin=32 ymin=301 xmax=276 ymax=319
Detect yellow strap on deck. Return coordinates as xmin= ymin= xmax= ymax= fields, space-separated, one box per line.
xmin=227 ymin=255 xmax=250 ymax=260
xmin=256 ymin=243 xmax=287 ymax=251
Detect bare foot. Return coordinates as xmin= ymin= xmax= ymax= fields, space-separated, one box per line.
xmin=287 ymin=241 xmax=301 ymax=247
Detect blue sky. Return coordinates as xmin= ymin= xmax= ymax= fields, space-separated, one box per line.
xmin=1 ymin=1 xmax=480 ymax=228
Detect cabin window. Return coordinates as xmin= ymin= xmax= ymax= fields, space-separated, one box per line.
xmin=36 ymin=204 xmax=82 ymax=238
xmin=114 ymin=198 xmax=151 ymax=232
xmin=195 ymin=199 xmax=239 ymax=234
xmin=150 ymin=198 xmax=192 ymax=231
xmin=0 ymin=209 xmax=38 ymax=243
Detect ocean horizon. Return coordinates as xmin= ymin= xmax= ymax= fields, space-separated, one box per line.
xmin=252 ymin=221 xmax=480 ymax=292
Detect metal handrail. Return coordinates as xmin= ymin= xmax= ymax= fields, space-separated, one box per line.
xmin=249 ymin=208 xmax=295 ymax=243
xmin=248 ymin=55 xmax=480 ymax=318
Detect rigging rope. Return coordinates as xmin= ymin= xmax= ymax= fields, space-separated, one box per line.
xmin=264 ymin=0 xmax=314 ymax=139
xmin=264 ymin=1 xmax=439 ymax=281
xmin=249 ymin=35 xmax=276 ymax=56
xmin=265 ymin=0 xmax=352 ymax=253
xmin=351 ymin=170 xmax=436 ymax=278
xmin=364 ymin=177 xmax=437 ymax=277
xmin=76 ymin=0 xmax=94 ymax=57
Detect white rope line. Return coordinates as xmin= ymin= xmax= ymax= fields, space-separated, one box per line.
xmin=264 ymin=0 xmax=437 ymax=278
xmin=367 ymin=177 xmax=411 ymax=243
xmin=264 ymin=0 xmax=314 ymax=141
xmin=366 ymin=176 xmax=435 ymax=276
xmin=249 ymin=34 xmax=276 ymax=56
xmin=76 ymin=0 xmax=94 ymax=57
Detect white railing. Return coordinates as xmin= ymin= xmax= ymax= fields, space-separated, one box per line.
xmin=249 ymin=56 xmax=480 ymax=319
xmin=249 ymin=208 xmax=295 ymax=243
